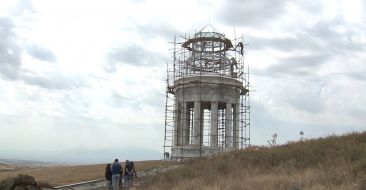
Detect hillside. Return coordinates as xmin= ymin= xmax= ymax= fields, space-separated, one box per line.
xmin=144 ymin=132 xmax=366 ymax=190
xmin=0 ymin=158 xmax=62 ymax=168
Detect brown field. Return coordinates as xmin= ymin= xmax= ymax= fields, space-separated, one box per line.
xmin=0 ymin=163 xmax=18 ymax=172
xmin=144 ymin=132 xmax=366 ymax=190
xmin=0 ymin=160 xmax=177 ymax=186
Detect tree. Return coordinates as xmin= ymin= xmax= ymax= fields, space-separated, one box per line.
xmin=299 ymin=130 xmax=304 ymax=141
xmin=268 ymin=133 xmax=278 ymax=147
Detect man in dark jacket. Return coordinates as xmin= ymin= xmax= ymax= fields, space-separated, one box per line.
xmin=111 ymin=159 xmax=121 ymax=190
xmin=124 ymin=160 xmax=134 ymax=187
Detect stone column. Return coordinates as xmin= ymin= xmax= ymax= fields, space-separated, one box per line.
xmin=200 ymin=108 xmax=204 ymax=145
xmin=180 ymin=102 xmax=186 ymax=145
xmin=181 ymin=102 xmax=191 ymax=145
xmin=174 ymin=102 xmax=181 ymax=146
xmin=210 ymin=101 xmax=218 ymax=147
xmin=193 ymin=101 xmax=201 ymax=145
xmin=233 ymin=103 xmax=240 ymax=149
xmin=187 ymin=105 xmax=192 ymax=145
xmin=225 ymin=102 xmax=232 ymax=148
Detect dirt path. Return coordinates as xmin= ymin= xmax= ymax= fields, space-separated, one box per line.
xmin=54 ymin=165 xmax=181 ymax=190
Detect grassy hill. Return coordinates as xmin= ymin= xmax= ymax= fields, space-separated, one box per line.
xmin=145 ymin=132 xmax=366 ymax=190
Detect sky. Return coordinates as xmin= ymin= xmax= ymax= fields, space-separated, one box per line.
xmin=0 ymin=0 xmax=365 ymax=164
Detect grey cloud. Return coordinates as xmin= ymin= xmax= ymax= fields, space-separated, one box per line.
xmin=0 ymin=65 xmax=21 ymax=80
xmin=109 ymin=44 xmax=145 ymax=65
xmin=247 ymin=35 xmax=317 ymax=53
xmin=0 ymin=0 xmax=40 ymax=80
xmin=218 ymin=0 xmax=289 ymax=26
xmin=109 ymin=88 xmax=164 ymax=109
xmin=12 ymin=0 xmax=35 ymax=16
xmin=0 ymin=17 xmax=84 ymax=90
xmin=218 ymin=0 xmax=324 ymax=27
xmin=0 ymin=17 xmax=22 ymax=79
xmin=57 ymin=93 xmax=93 ymax=119
xmin=217 ymin=0 xmax=365 ymax=144
xmin=247 ymin=36 xmax=300 ymax=52
xmin=247 ymin=17 xmax=365 ymax=54
xmin=105 ymin=20 xmax=176 ymax=72
xmin=291 ymin=1 xmax=324 ymax=13
xmin=109 ymin=91 xmax=138 ymax=108
xmin=106 ymin=44 xmax=167 ymax=72
xmin=286 ymin=91 xmax=325 ymax=114
xmin=143 ymin=89 xmax=165 ymax=108
xmin=25 ymin=44 xmax=57 ymax=62
xmin=347 ymin=71 xmax=366 ymax=81
xmin=134 ymin=21 xmax=180 ymax=40
xmin=305 ymin=18 xmax=365 ymax=54
xmin=280 ymin=80 xmax=326 ymax=113
xmin=21 ymin=71 xmax=87 ymax=90
xmin=257 ymin=54 xmax=330 ymax=77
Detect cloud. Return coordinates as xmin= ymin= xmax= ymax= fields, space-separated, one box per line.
xmin=257 ymin=54 xmax=330 ymax=77
xmin=109 ymin=90 xmax=137 ymax=108
xmin=250 ymin=98 xmax=322 ymax=145
xmin=13 ymin=0 xmax=35 ymax=16
xmin=247 ymin=16 xmax=365 ymax=55
xmin=283 ymin=82 xmax=326 ymax=114
xmin=305 ymin=18 xmax=366 ymax=54
xmin=347 ymin=71 xmax=366 ymax=81
xmin=25 ymin=43 xmax=57 ymax=62
xmin=250 ymin=76 xmax=366 ymax=146
xmin=247 ymin=36 xmax=299 ymax=51
xmin=142 ymin=89 xmax=165 ymax=108
xmin=133 ymin=21 xmax=180 ymax=40
xmin=21 ymin=72 xmax=87 ymax=90
xmin=218 ymin=0 xmax=289 ymax=26
xmin=0 ymin=16 xmax=84 ymax=90
xmin=108 ymin=44 xmax=146 ymax=66
xmin=106 ymin=43 xmax=167 ymax=72
xmin=0 ymin=17 xmax=22 ymax=80
xmin=218 ymin=0 xmax=325 ymax=27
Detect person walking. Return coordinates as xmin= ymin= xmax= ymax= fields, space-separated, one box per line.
xmin=111 ymin=159 xmax=121 ymax=190
xmin=119 ymin=162 xmax=123 ymax=188
xmin=104 ymin=163 xmax=112 ymax=189
xmin=130 ymin=161 xmax=137 ymax=179
xmin=124 ymin=160 xmax=134 ymax=187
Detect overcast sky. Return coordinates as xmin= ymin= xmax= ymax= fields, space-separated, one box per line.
xmin=0 ymin=0 xmax=365 ymax=164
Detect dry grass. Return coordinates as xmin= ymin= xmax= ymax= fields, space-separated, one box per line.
xmin=145 ymin=132 xmax=366 ymax=190
xmin=0 ymin=163 xmax=17 ymax=172
xmin=0 ymin=160 xmax=177 ymax=186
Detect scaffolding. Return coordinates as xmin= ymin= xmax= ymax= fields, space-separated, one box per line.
xmin=163 ymin=25 xmax=250 ymax=160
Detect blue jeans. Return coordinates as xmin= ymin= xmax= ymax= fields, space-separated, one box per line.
xmin=112 ymin=174 xmax=120 ymax=190
xmin=124 ymin=175 xmax=132 ymax=187
xmin=106 ymin=180 xmax=111 ymax=189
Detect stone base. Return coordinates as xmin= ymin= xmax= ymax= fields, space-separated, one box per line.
xmin=171 ymin=145 xmax=226 ymax=160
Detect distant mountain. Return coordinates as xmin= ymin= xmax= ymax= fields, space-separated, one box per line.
xmin=0 ymin=158 xmax=64 ymax=167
